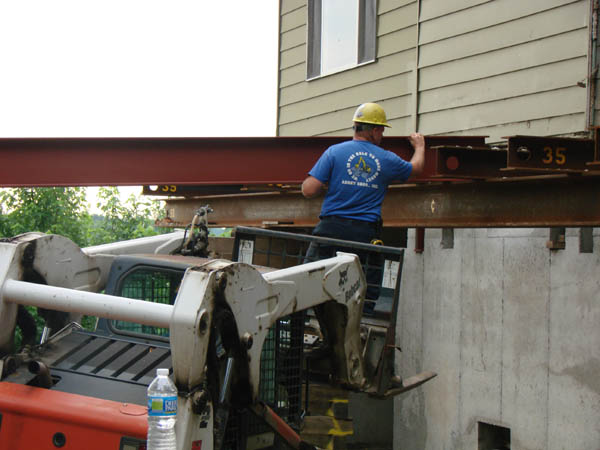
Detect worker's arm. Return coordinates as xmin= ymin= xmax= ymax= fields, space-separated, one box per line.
xmin=408 ymin=133 xmax=425 ymax=178
xmin=301 ymin=176 xmax=324 ymax=198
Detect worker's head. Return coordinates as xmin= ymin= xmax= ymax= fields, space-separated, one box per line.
xmin=352 ymin=102 xmax=390 ymax=145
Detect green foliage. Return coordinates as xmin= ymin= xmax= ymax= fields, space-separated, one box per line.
xmin=209 ymin=227 xmax=233 ymax=237
xmin=0 ymin=187 xmax=167 ymax=347
xmin=13 ymin=306 xmax=47 ymax=349
xmin=81 ymin=315 xmax=98 ymax=331
xmin=0 ymin=187 xmax=166 ymax=247
xmin=86 ymin=187 xmax=166 ymax=245
xmin=0 ymin=187 xmax=91 ymax=246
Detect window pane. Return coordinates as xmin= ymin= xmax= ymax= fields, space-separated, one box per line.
xmin=358 ymin=0 xmax=377 ymax=64
xmin=321 ymin=0 xmax=358 ymax=75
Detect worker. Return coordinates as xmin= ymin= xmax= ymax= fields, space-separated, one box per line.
xmin=302 ymin=102 xmax=425 ymax=257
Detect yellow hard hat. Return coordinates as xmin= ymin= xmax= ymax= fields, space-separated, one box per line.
xmin=352 ymin=102 xmax=391 ymax=127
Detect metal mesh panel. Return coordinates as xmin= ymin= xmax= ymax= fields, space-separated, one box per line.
xmin=105 ymin=229 xmax=403 ymax=448
xmin=233 ymin=226 xmax=405 ymax=317
xmin=112 ymin=268 xmax=180 ymax=337
xmin=255 ymin=313 xmax=304 ymax=424
xmin=112 ymin=264 xmax=305 ymax=448
xmin=230 ymin=226 xmax=405 ymax=447
xmin=274 ymin=312 xmax=305 ymax=421
xmin=223 ymin=312 xmax=305 ymax=449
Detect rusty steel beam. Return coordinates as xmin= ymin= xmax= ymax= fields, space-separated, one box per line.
xmin=507 ymin=135 xmax=596 ymax=173
xmin=142 ymin=184 xmax=300 ymax=197
xmin=161 ymin=191 xmax=321 ymax=228
xmin=161 ymin=175 xmax=600 ymax=228
xmin=432 ymin=146 xmax=509 ymax=179
xmin=0 ymin=136 xmax=485 ymax=187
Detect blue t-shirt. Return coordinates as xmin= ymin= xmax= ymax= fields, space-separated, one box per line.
xmin=308 ymin=140 xmax=412 ymax=222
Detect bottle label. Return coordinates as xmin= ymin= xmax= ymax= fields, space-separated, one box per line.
xmin=148 ymin=396 xmax=177 ymax=416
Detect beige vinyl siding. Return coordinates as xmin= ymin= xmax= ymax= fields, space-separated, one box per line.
xmin=281 ymin=45 xmax=306 ymax=70
xmin=419 ymin=0 xmax=583 ymax=44
xmin=419 ymin=29 xmax=588 ymax=91
xmin=277 ymin=0 xmax=592 ymax=141
xmin=417 ymin=0 xmax=589 ymax=142
xmin=441 ymin=114 xmax=586 ymax=139
xmin=419 ymin=57 xmax=587 ymax=114
xmin=279 ymin=2 xmax=306 ymax=91
xmin=378 ymin=26 xmax=417 ymax=58
xmin=378 ymin=3 xmax=418 ymax=35
xmin=280 ymin=6 xmax=305 ymax=33
xmin=281 ymin=0 xmax=306 ymax=15
xmin=280 ymin=49 xmax=415 ymax=106
xmin=419 ymin=2 xmax=587 ymax=68
xmin=420 ymin=86 xmax=586 ymax=135
xmin=280 ymin=24 xmax=306 ymax=51
xmin=278 ymin=0 xmax=419 ymax=136
xmin=419 ymin=0 xmax=491 ymax=21
xmin=278 ymin=95 xmax=412 ymax=136
xmin=279 ymin=73 xmax=412 ymax=125
xmin=318 ymin=116 xmax=414 ymax=136
xmin=379 ymin=0 xmax=415 ymax=14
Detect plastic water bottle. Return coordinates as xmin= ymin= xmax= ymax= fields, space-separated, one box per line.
xmin=147 ymin=368 xmax=177 ymax=450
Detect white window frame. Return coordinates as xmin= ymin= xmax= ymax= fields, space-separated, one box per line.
xmin=307 ymin=0 xmax=377 ymax=80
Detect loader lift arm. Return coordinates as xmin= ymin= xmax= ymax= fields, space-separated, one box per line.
xmin=0 ymin=233 xmax=372 ymax=450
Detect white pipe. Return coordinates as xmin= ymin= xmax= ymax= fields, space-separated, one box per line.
xmin=2 ymin=279 xmax=173 ymax=328
xmin=262 ymin=253 xmax=355 ymax=283
xmin=83 ymin=231 xmax=185 ymax=256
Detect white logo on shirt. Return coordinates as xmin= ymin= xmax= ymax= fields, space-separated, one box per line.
xmin=346 ymin=152 xmax=381 ymax=186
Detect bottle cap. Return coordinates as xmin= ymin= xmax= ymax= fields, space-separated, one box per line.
xmin=157 ymin=368 xmax=169 ymax=376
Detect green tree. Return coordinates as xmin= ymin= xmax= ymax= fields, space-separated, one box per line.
xmin=0 ymin=187 xmax=91 ymax=246
xmin=0 ymin=187 xmax=166 ymax=346
xmin=86 ymin=187 xmax=165 ymax=245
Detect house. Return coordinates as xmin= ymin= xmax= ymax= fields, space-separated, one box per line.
xmin=277 ymin=1 xmax=600 ymax=449
xmin=278 ymin=0 xmax=592 ymax=142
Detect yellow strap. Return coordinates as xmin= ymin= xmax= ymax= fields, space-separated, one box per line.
xmin=326 ymin=399 xmax=353 ymax=437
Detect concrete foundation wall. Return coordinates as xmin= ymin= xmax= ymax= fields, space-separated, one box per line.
xmin=394 ymin=228 xmax=600 ymax=450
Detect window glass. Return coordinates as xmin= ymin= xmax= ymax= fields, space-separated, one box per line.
xmin=307 ymin=0 xmax=376 ymax=79
xmin=321 ymin=0 xmax=358 ymax=75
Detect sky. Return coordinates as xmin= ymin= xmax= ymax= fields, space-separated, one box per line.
xmin=0 ymin=1 xmax=280 ymax=210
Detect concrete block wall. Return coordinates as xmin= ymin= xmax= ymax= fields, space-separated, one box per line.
xmin=394 ymin=228 xmax=600 ymax=450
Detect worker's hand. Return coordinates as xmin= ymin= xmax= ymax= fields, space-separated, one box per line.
xmin=409 ymin=132 xmax=425 ymax=150
xmin=408 ymin=133 xmax=425 ymax=177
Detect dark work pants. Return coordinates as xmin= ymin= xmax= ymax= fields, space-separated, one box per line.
xmin=305 ymin=216 xmax=382 ymax=302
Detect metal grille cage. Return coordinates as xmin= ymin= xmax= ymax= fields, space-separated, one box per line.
xmin=232 ymin=226 xmax=405 ymax=318
xmin=112 ymin=268 xmax=180 ymax=337
xmin=222 ymin=314 xmax=304 ymax=449
xmin=106 ymin=261 xmax=304 ymax=448
xmin=98 ymin=226 xmax=403 ymax=449
xmin=229 ymin=226 xmax=405 ymax=448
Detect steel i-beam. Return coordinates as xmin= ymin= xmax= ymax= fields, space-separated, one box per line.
xmin=161 ymin=175 xmax=600 ymax=228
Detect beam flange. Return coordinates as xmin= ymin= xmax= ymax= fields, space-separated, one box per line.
xmin=507 ymin=135 xmax=595 ymax=172
xmin=0 ymin=136 xmax=485 ymax=187
xmin=161 ymin=175 xmax=600 ymax=228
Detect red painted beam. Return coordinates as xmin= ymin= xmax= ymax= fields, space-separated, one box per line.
xmin=0 ymin=136 xmax=485 ymax=187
